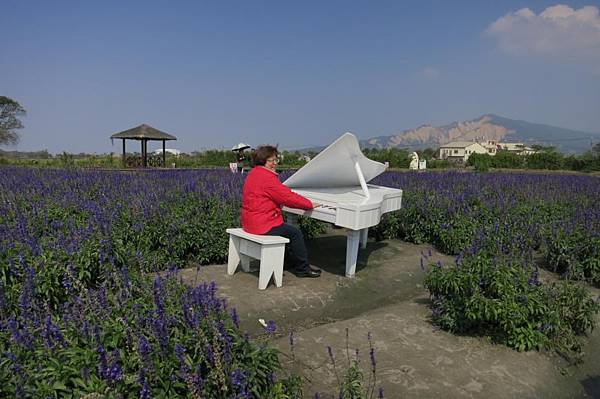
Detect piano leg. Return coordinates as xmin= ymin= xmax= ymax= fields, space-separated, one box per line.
xmin=359 ymin=228 xmax=368 ymax=249
xmin=346 ymin=230 xmax=360 ymax=277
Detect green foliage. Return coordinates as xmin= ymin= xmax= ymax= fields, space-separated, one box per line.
xmin=112 ymin=197 xmax=239 ymax=271
xmin=467 ymin=153 xmax=492 ymax=172
xmin=545 ymin=228 xmax=600 ymax=287
xmin=424 ymin=255 xmax=599 ymax=357
xmin=339 ymin=361 xmax=365 ymax=399
xmin=426 ymin=159 xmax=454 ymax=169
xmin=58 ymin=151 xmax=75 ymax=168
xmin=525 ymin=151 xmax=564 ymax=170
xmin=362 ymin=147 xmax=411 ymax=168
xmin=492 ymin=151 xmax=526 ymax=168
xmin=296 ymin=216 xmax=327 ymax=240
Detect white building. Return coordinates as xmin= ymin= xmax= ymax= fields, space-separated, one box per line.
xmin=481 ymin=140 xmax=499 ymax=155
xmin=498 ymin=142 xmax=536 ymax=155
xmin=439 ymin=141 xmax=489 ymax=163
xmin=153 ymin=148 xmax=181 ymax=156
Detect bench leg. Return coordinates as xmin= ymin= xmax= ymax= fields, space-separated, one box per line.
xmin=227 ymin=235 xmax=241 ymax=275
xmin=359 ymin=228 xmax=368 ymax=249
xmin=240 ymin=255 xmax=252 ymax=272
xmin=259 ymin=245 xmax=285 ymax=290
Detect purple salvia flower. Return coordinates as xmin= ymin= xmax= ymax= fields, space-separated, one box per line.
xmin=140 ymin=379 xmax=151 ymax=399
xmin=97 ymin=287 xmax=108 ymax=311
xmin=205 ymin=344 xmax=215 ymax=365
xmin=120 ymin=265 xmax=130 ymax=289
xmin=230 ymin=307 xmax=240 ymax=329
xmin=41 ymin=315 xmax=65 ymax=349
xmin=138 ymin=335 xmax=152 ymax=365
xmin=97 ymin=345 xmax=108 ymax=378
xmin=370 ymin=347 xmax=377 ymax=372
xmin=231 ymin=368 xmax=247 ymax=393
xmin=265 ymin=320 xmax=277 ymax=335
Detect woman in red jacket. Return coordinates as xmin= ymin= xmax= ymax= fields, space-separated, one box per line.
xmin=242 ymin=145 xmax=321 ymax=278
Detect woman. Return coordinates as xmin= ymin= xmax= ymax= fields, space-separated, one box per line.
xmin=241 ymin=145 xmax=321 ymax=278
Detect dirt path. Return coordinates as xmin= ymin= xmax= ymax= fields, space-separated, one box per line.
xmin=179 ymin=231 xmax=600 ymax=398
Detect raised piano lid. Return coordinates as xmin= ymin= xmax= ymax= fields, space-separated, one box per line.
xmin=283 ymin=132 xmax=387 ymax=190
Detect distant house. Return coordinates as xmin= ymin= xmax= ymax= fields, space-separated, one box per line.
xmin=153 ymin=148 xmax=181 ymax=156
xmin=498 ymin=142 xmax=536 ymax=155
xmin=481 ymin=140 xmax=499 ymax=155
xmin=439 ymin=141 xmax=488 ymax=163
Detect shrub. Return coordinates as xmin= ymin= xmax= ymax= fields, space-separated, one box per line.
xmin=544 ymin=227 xmax=600 ymax=287
xmin=525 ymin=151 xmax=564 ymax=170
xmin=296 ymin=216 xmax=327 ymax=240
xmin=467 ymin=153 xmax=492 ymax=172
xmin=424 ymin=254 xmax=599 ymax=357
xmin=492 ymin=151 xmax=525 ymax=169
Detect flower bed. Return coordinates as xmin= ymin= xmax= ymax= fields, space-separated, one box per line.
xmin=370 ymin=171 xmax=600 ymax=357
xmin=1 ymin=167 xmax=599 ymax=396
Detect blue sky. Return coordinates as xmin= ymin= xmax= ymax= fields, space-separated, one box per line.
xmin=2 ymin=1 xmax=599 ymax=153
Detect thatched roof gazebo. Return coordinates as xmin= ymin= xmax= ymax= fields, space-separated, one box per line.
xmin=110 ymin=124 xmax=177 ymax=168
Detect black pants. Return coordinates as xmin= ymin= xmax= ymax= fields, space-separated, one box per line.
xmin=264 ymin=223 xmax=309 ymax=273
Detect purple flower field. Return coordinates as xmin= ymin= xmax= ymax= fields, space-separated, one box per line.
xmin=372 ymin=171 xmax=600 ymax=280
xmin=0 ymin=166 xmax=599 ymax=396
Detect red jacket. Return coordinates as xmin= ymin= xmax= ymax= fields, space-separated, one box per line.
xmin=242 ymin=166 xmax=313 ymax=234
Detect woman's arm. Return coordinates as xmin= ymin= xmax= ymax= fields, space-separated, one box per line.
xmin=265 ymin=179 xmax=314 ymax=210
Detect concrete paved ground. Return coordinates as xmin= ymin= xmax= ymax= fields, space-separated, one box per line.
xmin=179 ymin=230 xmax=600 ymax=399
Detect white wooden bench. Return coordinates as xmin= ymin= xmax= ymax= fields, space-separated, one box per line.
xmin=226 ymin=228 xmax=289 ymax=290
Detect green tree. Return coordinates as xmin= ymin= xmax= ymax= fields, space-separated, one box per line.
xmin=530 ymin=144 xmax=556 ymax=152
xmin=418 ymin=147 xmax=437 ymax=160
xmin=469 ymin=153 xmax=492 ymax=172
xmin=0 ymin=96 xmax=26 ymax=145
xmin=526 ymin=151 xmax=564 ymax=170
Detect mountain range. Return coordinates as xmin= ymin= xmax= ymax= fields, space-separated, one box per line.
xmin=299 ymin=115 xmax=600 ymax=154
xmin=361 ymin=114 xmax=600 ymax=154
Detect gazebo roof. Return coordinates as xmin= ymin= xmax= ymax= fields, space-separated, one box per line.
xmin=110 ymin=124 xmax=177 ymax=141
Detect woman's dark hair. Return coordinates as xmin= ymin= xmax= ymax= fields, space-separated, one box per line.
xmin=252 ymin=145 xmax=278 ymax=166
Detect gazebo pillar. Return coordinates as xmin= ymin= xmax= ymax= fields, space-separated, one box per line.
xmin=162 ymin=140 xmax=166 ymax=167
xmin=122 ymin=139 xmax=126 ymax=168
xmin=140 ymin=139 xmax=146 ymax=168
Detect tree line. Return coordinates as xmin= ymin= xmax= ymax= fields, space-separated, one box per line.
xmin=2 ymin=95 xmax=599 ymax=172
xmin=467 ymin=147 xmax=600 ymax=172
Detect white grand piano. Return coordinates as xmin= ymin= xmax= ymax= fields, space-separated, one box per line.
xmin=282 ymin=132 xmax=403 ymax=277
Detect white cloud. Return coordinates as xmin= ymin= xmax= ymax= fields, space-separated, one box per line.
xmin=421 ymin=66 xmax=440 ymax=80
xmin=486 ymin=4 xmax=600 ymax=64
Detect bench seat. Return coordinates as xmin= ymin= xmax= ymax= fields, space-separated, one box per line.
xmin=226 ymin=228 xmax=289 ymax=290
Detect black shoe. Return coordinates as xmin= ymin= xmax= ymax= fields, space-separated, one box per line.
xmin=294 ymin=269 xmax=321 ymax=278
xmin=309 ymin=265 xmax=322 ymax=273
